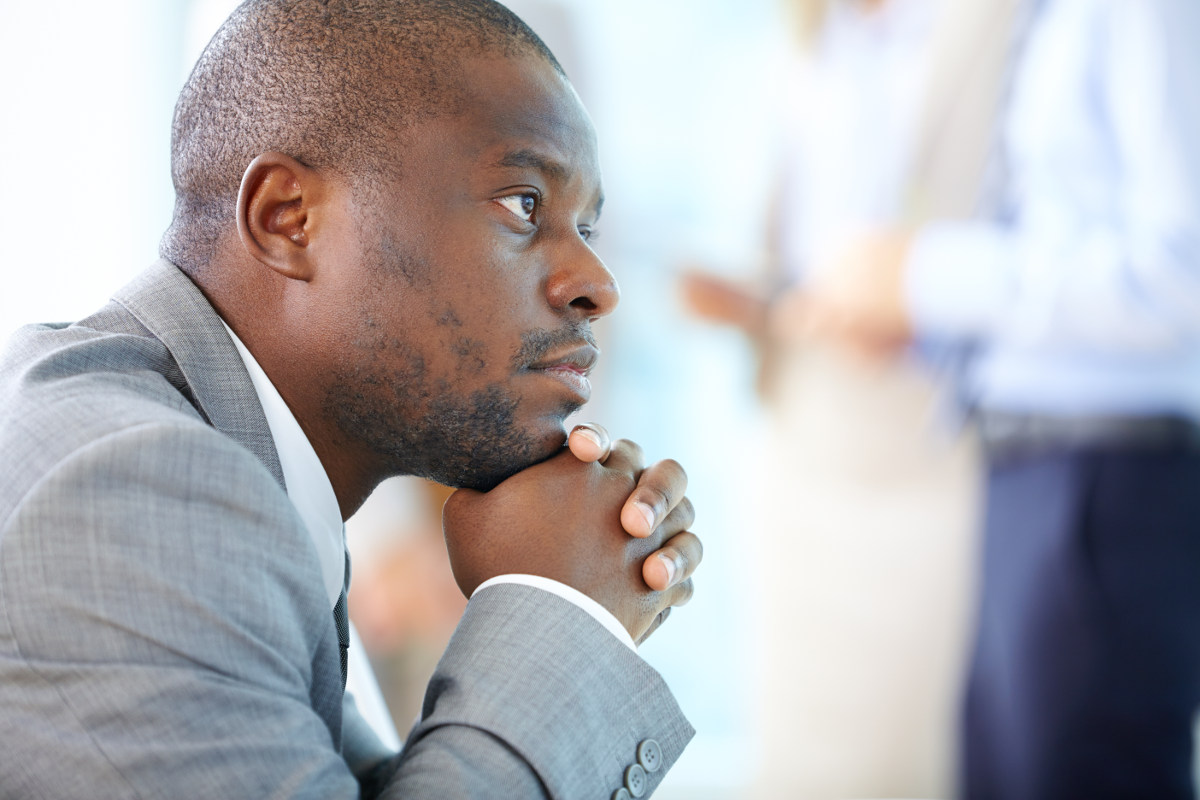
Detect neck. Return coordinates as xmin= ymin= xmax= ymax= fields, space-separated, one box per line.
xmin=198 ymin=257 xmax=386 ymax=521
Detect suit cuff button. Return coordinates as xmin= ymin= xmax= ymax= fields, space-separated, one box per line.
xmin=624 ymin=763 xmax=647 ymax=797
xmin=611 ymin=789 xmax=632 ymax=800
xmin=636 ymin=738 xmax=662 ymax=772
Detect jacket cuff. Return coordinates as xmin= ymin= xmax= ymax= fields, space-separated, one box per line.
xmin=407 ymin=583 xmax=693 ymax=798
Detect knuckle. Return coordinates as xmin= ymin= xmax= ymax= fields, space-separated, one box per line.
xmin=615 ymin=438 xmax=646 ymax=464
xmin=663 ymin=528 xmax=701 ymax=564
xmin=672 ymin=578 xmax=695 ymax=607
xmin=661 ymin=458 xmax=687 ymax=482
xmin=640 ymin=608 xmax=671 ymax=644
xmin=676 ymin=495 xmax=696 ymax=527
xmin=644 ymin=459 xmax=686 ymax=504
xmin=637 ymin=483 xmax=670 ymax=514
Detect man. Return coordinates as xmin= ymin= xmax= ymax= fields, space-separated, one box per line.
xmin=787 ymin=0 xmax=1200 ymax=796
xmin=0 ymin=1 xmax=701 ymax=797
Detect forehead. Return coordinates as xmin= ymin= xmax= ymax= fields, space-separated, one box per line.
xmin=431 ymin=54 xmax=601 ymax=188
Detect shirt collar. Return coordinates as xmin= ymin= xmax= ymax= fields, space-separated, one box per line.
xmin=220 ymin=322 xmax=346 ymax=609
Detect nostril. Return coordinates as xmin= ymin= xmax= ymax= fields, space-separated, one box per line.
xmin=546 ymin=252 xmax=619 ymax=318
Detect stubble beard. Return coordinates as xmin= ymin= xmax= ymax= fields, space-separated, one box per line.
xmin=326 ymin=338 xmax=568 ymax=491
xmin=329 ymin=232 xmax=586 ymax=491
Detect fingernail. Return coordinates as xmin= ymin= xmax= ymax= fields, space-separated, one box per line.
xmin=575 ymin=427 xmax=602 ymax=449
xmin=658 ymin=553 xmax=677 ymax=586
xmin=635 ymin=501 xmax=655 ymax=533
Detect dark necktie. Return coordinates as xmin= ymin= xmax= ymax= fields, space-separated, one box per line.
xmin=333 ymin=549 xmax=350 ymax=692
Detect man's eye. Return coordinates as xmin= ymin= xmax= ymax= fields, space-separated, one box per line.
xmin=497 ymin=193 xmax=537 ymax=223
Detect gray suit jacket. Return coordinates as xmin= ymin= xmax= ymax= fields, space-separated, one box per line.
xmin=0 ymin=260 xmax=693 ymax=799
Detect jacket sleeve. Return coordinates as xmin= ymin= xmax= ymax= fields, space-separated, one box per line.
xmin=0 ymin=421 xmax=693 ymax=799
xmin=376 ymin=583 xmax=694 ymax=799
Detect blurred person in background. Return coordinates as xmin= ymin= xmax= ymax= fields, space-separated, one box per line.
xmin=790 ymin=0 xmax=1200 ymax=796
xmin=681 ymin=0 xmax=1020 ymax=796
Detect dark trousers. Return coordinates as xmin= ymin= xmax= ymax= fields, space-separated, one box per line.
xmin=962 ymin=445 xmax=1200 ymax=799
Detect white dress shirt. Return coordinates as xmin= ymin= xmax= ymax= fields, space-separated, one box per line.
xmin=906 ymin=0 xmax=1200 ymax=418
xmin=220 ymin=323 xmax=636 ymax=743
xmin=222 ymin=323 xmax=401 ymax=747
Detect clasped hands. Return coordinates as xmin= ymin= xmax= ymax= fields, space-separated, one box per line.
xmin=443 ymin=424 xmax=701 ymax=645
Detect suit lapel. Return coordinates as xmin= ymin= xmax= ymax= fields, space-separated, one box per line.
xmin=112 ymin=259 xmax=286 ymax=490
xmin=112 ymin=261 xmax=346 ymax=746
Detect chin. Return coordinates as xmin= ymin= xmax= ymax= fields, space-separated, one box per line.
xmin=529 ymin=417 xmax=571 ymax=455
xmin=434 ymin=420 xmax=568 ymax=492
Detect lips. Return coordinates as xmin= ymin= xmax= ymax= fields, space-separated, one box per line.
xmin=526 ymin=344 xmax=599 ymax=374
xmin=526 ymin=344 xmax=598 ymax=402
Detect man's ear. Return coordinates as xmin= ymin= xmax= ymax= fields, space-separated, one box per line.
xmin=236 ymin=152 xmax=325 ymax=281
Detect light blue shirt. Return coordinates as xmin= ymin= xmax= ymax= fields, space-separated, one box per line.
xmin=906 ymin=0 xmax=1200 ymax=419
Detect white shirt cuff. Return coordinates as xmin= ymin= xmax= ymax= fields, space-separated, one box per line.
xmin=472 ymin=574 xmax=638 ymax=653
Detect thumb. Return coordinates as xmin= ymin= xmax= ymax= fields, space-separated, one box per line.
xmin=567 ymin=423 xmax=612 ymax=463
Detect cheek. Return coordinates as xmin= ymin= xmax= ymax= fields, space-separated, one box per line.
xmin=448 ymin=335 xmax=489 ymax=374
xmin=422 ymin=298 xmax=516 ymax=381
xmin=426 ymin=269 xmax=542 ymax=376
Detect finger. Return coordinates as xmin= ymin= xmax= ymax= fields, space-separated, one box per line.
xmin=635 ymin=607 xmax=671 ymax=647
xmin=567 ymin=423 xmax=611 ymax=463
xmin=665 ymin=577 xmax=695 ymax=609
xmin=660 ymin=495 xmax=696 ymax=536
xmin=599 ymin=438 xmax=645 ymax=478
xmin=642 ymin=528 xmax=702 ymax=592
xmin=620 ymin=458 xmax=686 ymax=538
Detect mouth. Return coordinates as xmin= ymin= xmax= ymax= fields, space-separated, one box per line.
xmin=525 ymin=344 xmax=599 ymax=403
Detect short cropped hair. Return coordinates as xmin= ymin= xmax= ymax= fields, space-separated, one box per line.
xmin=160 ymin=0 xmax=561 ymax=274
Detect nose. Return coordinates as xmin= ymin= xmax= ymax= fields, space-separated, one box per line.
xmin=545 ymin=240 xmax=620 ymax=320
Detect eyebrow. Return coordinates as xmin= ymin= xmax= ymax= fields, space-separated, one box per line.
xmin=494 ymin=148 xmax=604 ymax=219
xmin=494 ymin=148 xmax=570 ymax=182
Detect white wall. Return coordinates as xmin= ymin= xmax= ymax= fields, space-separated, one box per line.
xmin=0 ymin=2 xmax=189 ymax=340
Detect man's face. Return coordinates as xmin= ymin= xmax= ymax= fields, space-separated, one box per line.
xmin=325 ymin=54 xmax=617 ymax=491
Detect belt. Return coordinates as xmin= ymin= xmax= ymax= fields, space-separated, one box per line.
xmin=978 ymin=412 xmax=1200 ymax=460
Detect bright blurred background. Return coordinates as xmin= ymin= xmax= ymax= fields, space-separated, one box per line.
xmin=0 ymin=1 xmax=990 ymax=797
